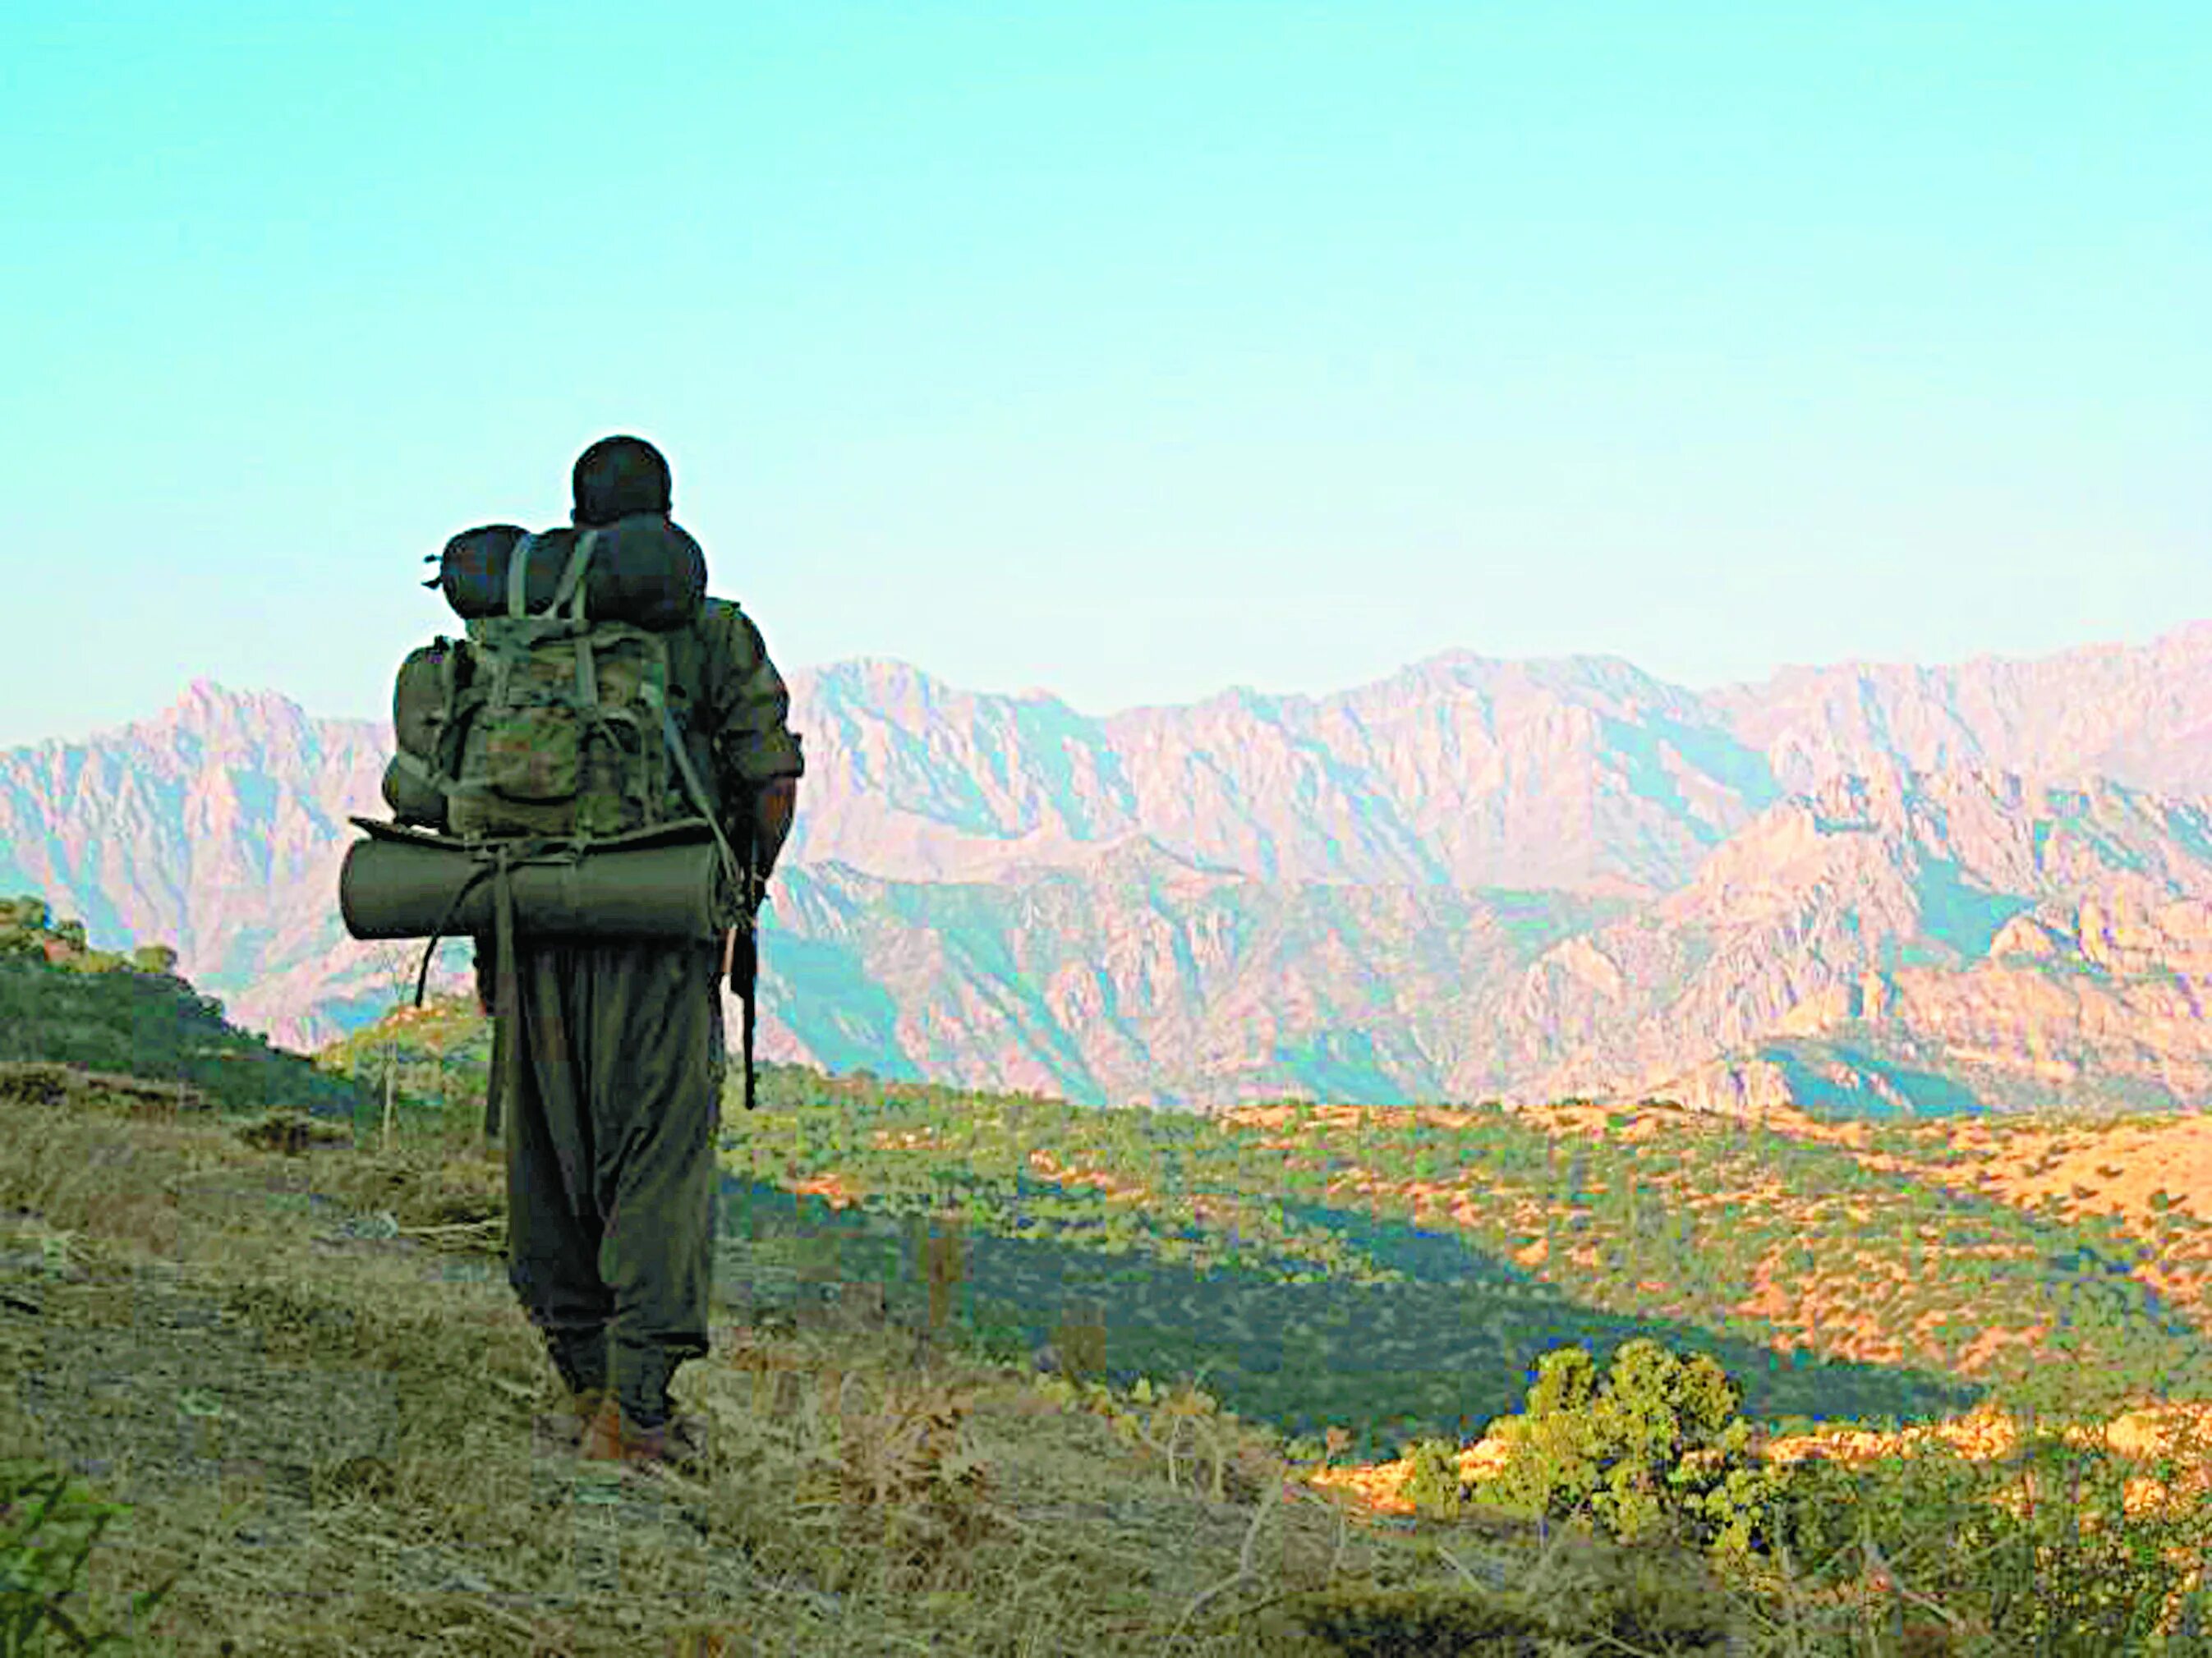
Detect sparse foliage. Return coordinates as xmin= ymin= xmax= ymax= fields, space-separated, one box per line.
xmin=0 ymin=1459 xmax=181 ymax=1656
xmin=127 ymin=944 xmax=177 ymax=976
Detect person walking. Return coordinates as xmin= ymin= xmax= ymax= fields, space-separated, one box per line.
xmin=488 ymin=435 xmax=803 ymax=1473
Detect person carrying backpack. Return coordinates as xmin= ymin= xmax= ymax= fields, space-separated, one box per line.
xmin=368 ymin=434 xmax=803 ymax=1474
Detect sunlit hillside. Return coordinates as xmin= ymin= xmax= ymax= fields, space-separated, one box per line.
xmin=315 ymin=959 xmax=2212 ymax=1452
xmin=4 ymin=901 xmax=2212 ymax=1653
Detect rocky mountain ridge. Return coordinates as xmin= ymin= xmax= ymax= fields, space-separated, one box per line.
xmin=5 ymin=623 xmax=2212 ymax=1112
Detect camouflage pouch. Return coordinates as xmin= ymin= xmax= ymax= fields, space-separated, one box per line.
xmin=481 ymin=696 xmax=584 ymax=805
xmin=382 ymin=637 xmax=462 ymax=828
xmin=444 ymin=530 xmax=686 ymax=841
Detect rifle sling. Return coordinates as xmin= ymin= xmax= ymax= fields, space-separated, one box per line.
xmin=400 ymin=838 xmax=533 ymax=1141
xmin=488 ymin=847 xmax=522 ymax=1140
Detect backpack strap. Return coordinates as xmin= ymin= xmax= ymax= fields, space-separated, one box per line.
xmin=405 ymin=836 xmax=540 ymax=1138
xmin=433 ymin=636 xmax=475 ymax=781
xmin=552 ymin=529 xmax=599 ymax=622
xmin=559 ymin=530 xmax=607 ymax=716
xmin=642 ymin=677 xmax=744 ymax=912
xmin=491 ymin=527 xmax=605 ymax=705
xmin=502 ymin=528 xmax=598 ymax=620
xmin=506 ymin=534 xmax=537 ymax=618
xmin=388 ymin=749 xmax=444 ymax=797
xmin=486 ymin=842 xmax=522 ymax=1138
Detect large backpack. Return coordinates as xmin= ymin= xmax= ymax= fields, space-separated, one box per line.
xmin=355 ymin=518 xmax=755 ymax=1138
xmin=385 ymin=523 xmax=724 ymax=841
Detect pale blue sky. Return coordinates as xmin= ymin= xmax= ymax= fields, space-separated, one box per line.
xmin=4 ymin=1 xmax=2205 ymax=747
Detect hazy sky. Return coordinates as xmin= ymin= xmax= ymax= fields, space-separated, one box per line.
xmin=4 ymin=2 xmax=2205 ymax=747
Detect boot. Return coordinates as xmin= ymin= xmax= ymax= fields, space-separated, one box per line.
xmin=535 ymin=1325 xmax=610 ymax=1455
xmin=581 ymin=1339 xmax=706 ymax=1475
xmin=578 ymin=1395 xmax=711 ymax=1477
xmin=535 ymin=1385 xmax=611 ymax=1458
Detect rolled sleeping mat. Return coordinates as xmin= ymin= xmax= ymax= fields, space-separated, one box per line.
xmin=339 ymin=817 xmax=732 ymax=943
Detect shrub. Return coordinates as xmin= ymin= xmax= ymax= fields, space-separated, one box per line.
xmin=1273 ymin=1547 xmax=1738 ymax=1657
xmin=1747 ymin=1418 xmax=2212 ymax=1651
xmin=56 ymin=950 xmax=126 ymax=976
xmin=1470 ymin=1339 xmax=1786 ymax=1559
xmin=0 ymin=897 xmax=49 ymax=931
xmin=1272 ymin=1582 xmax=1547 ymax=1656
xmin=1397 ymin=1437 xmax=1471 ymax=1520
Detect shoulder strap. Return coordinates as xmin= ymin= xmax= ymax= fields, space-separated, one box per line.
xmin=502 ymin=529 xmax=600 ymax=621
xmin=662 ymin=613 xmax=709 ymax=709
xmin=643 ymin=678 xmax=743 ymax=898
xmin=552 ymin=529 xmax=599 ymax=621
xmin=505 ymin=535 xmax=536 ymax=618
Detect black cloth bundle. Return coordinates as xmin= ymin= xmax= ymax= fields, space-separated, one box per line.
xmin=425 ymin=516 xmax=708 ymax=632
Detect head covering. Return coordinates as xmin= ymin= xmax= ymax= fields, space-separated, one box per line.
xmin=573 ymin=435 xmax=673 ymax=526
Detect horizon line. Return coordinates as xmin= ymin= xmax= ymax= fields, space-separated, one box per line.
xmin=8 ymin=615 xmax=2212 ymax=753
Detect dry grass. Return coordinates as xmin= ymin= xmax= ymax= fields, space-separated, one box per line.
xmin=6 ymin=1067 xmax=2212 ymax=1655
xmin=0 ymin=1068 xmax=1752 ymax=1657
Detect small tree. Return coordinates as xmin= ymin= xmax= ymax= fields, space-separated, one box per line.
xmin=365 ymin=942 xmax=417 ymax=1149
xmin=1399 ymin=1437 xmax=1471 ymax=1518
xmin=1474 ymin=1338 xmax=1783 ymax=1558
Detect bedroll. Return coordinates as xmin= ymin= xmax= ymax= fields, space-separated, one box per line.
xmin=424 ymin=517 xmax=707 ymax=631
xmin=337 ymin=816 xmax=737 ymax=947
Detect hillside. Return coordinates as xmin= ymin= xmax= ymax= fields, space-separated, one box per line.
xmin=6 ymin=905 xmax=2205 ymax=1447
xmin=705 ymin=1079 xmax=2212 ymax=1450
xmin=0 ymin=895 xmax=366 ymax=1123
xmin=5 ymin=944 xmax=2212 ymax=1651
xmin=201 ymin=940 xmax=2212 ymax=1448
xmin=0 ymin=1060 xmax=1772 ymax=1657
xmin=302 ymin=973 xmax=2212 ymax=1454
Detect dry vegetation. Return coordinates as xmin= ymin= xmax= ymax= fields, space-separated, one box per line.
xmin=7 ymin=1063 xmax=2212 ymax=1653
xmin=0 ymin=1066 xmax=1745 ymax=1656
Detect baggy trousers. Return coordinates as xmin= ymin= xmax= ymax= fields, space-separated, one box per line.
xmin=501 ymin=935 xmax=725 ymax=1423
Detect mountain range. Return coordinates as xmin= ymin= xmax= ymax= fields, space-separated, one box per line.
xmin=7 ymin=620 xmax=2212 ymax=1113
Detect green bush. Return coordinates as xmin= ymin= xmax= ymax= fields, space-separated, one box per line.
xmin=1950 ymin=1431 xmax=2202 ymax=1651
xmin=1759 ymin=1439 xmax=1983 ymax=1578
xmin=1744 ymin=1420 xmax=2212 ymax=1652
xmin=1469 ymin=1339 xmax=1785 ymax=1559
xmin=0 ymin=956 xmax=366 ymax=1122
xmin=1397 ymin=1438 xmax=1471 ymax=1521
xmin=56 ymin=951 xmax=126 ymax=976
xmin=1271 ymin=1582 xmax=1551 ymax=1657
xmin=1272 ymin=1548 xmax=1737 ymax=1657
xmin=0 ymin=898 xmax=174 ymax=981
xmin=0 ymin=898 xmax=50 ymax=931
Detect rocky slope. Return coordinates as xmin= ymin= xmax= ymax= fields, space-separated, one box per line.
xmin=5 ymin=622 xmax=2212 ymax=1112
xmin=1528 ymin=767 xmax=2212 ymax=1111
